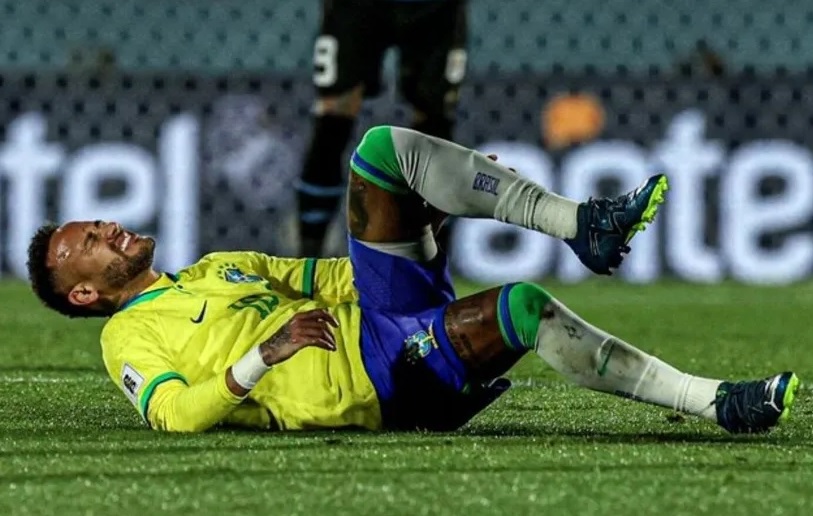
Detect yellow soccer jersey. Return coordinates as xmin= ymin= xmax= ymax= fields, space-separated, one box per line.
xmin=101 ymin=252 xmax=382 ymax=432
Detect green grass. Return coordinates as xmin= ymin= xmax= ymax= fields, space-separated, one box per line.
xmin=2 ymin=279 xmax=813 ymax=515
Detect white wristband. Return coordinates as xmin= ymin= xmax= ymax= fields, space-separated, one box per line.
xmin=231 ymin=346 xmax=271 ymax=390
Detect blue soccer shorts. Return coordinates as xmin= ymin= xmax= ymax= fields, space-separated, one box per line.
xmin=350 ymin=237 xmax=509 ymax=431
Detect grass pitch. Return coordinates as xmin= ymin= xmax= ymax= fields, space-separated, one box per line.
xmin=2 ymin=279 xmax=813 ymax=516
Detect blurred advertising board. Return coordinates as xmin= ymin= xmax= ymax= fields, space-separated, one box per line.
xmin=0 ymin=72 xmax=811 ymax=284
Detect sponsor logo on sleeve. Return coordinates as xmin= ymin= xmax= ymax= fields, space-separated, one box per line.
xmin=472 ymin=172 xmax=500 ymax=195
xmin=121 ymin=363 xmax=145 ymax=407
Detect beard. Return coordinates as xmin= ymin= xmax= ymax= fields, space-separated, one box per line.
xmin=103 ymin=237 xmax=156 ymax=289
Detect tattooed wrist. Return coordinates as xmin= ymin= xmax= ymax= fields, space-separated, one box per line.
xmin=259 ymin=326 xmax=292 ymax=366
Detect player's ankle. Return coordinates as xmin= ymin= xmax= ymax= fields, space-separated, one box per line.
xmin=678 ymin=375 xmax=723 ymax=421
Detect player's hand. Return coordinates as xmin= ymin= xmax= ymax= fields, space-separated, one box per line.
xmin=259 ymin=309 xmax=339 ymax=366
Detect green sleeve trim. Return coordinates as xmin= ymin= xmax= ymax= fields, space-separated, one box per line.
xmin=302 ymin=258 xmax=317 ymax=299
xmin=139 ymin=371 xmax=187 ymax=420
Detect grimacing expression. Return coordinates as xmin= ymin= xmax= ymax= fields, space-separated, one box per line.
xmin=47 ymin=221 xmax=156 ymax=306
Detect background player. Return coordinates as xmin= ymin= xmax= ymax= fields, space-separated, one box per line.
xmin=26 ymin=126 xmax=798 ymax=435
xmin=297 ymin=0 xmax=468 ymax=256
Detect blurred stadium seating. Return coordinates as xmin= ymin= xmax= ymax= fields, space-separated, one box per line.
xmin=1 ymin=0 xmax=811 ymax=284
xmin=0 ymin=0 xmax=808 ymax=74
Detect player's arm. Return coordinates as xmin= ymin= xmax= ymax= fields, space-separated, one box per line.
xmin=223 ymin=308 xmax=338 ymax=397
xmin=306 ymin=256 xmax=358 ymax=305
xmin=218 ymin=251 xmax=358 ymax=305
xmin=152 ymin=309 xmax=337 ymax=432
xmin=106 ymin=331 xmax=240 ymax=433
xmin=144 ymin=369 xmax=244 ymax=433
xmin=107 ymin=310 xmax=338 ymax=433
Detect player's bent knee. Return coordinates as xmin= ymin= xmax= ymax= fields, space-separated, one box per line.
xmin=360 ymin=125 xmax=393 ymax=145
xmin=499 ymin=282 xmax=553 ymax=351
xmin=351 ymin=125 xmax=411 ymax=194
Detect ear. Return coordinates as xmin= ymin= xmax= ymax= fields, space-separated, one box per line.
xmin=67 ymin=282 xmax=99 ymax=307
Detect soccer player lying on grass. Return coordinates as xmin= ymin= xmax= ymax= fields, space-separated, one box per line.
xmin=27 ymin=126 xmax=799 ymax=434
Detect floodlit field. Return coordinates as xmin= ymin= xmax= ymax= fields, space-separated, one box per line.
xmin=2 ymin=279 xmax=812 ymax=515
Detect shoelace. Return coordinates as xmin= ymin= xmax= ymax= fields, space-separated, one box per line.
xmin=587 ymin=197 xmax=631 ymax=234
xmin=718 ymin=381 xmax=774 ymax=433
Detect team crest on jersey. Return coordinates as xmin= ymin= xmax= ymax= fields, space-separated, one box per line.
xmin=404 ymin=327 xmax=438 ymax=364
xmin=218 ymin=263 xmax=263 ymax=283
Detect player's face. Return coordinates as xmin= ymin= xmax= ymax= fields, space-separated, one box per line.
xmin=48 ymin=221 xmax=156 ymax=307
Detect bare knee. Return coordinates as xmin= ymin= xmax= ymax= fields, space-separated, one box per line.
xmin=443 ymin=287 xmax=525 ymax=381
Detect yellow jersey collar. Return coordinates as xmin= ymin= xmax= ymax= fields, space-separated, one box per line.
xmin=118 ymin=273 xmax=176 ymax=312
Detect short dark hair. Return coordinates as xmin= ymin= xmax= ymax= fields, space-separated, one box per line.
xmin=27 ymin=222 xmax=104 ymax=318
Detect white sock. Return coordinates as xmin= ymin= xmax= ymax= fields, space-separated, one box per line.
xmin=535 ymin=299 xmax=723 ymax=421
xmin=390 ymin=127 xmax=580 ymax=239
xmin=673 ymin=374 xmax=722 ymax=420
xmin=494 ymin=178 xmax=579 ymax=239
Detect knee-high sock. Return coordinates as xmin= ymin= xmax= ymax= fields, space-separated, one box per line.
xmin=298 ymin=115 xmax=355 ymax=256
xmin=350 ymin=126 xmax=579 ymax=239
xmin=501 ymin=283 xmax=722 ymax=420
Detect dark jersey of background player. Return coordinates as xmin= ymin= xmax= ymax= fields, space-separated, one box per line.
xmin=297 ymin=0 xmax=468 ymax=257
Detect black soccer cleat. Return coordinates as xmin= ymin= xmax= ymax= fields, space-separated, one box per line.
xmin=564 ymin=174 xmax=669 ymax=275
xmin=715 ymin=372 xmax=801 ymax=434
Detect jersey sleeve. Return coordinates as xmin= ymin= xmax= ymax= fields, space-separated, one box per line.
xmin=101 ymin=318 xmax=244 ymax=432
xmin=207 ymin=251 xmax=358 ymax=305
xmin=310 ymin=256 xmax=359 ymax=305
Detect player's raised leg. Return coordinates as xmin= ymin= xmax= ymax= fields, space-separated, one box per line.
xmin=441 ymin=283 xmax=800 ymax=434
xmin=346 ymin=136 xmax=439 ymax=255
xmin=344 ymin=122 xmax=458 ymax=322
xmin=350 ymin=125 xmax=668 ymax=274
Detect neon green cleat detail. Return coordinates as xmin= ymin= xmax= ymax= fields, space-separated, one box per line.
xmin=564 ymin=173 xmax=670 ymax=275
xmin=625 ymin=174 xmax=670 ymax=244
xmin=715 ymin=371 xmax=800 ymax=434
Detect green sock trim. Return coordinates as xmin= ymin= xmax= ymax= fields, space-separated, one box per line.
xmin=349 ymin=161 xmax=410 ymax=194
xmin=355 ymin=126 xmax=400 ymax=176
xmin=350 ymin=126 xmax=409 ymax=193
xmin=496 ymin=285 xmax=522 ymax=351
xmin=507 ymin=283 xmax=553 ymax=351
